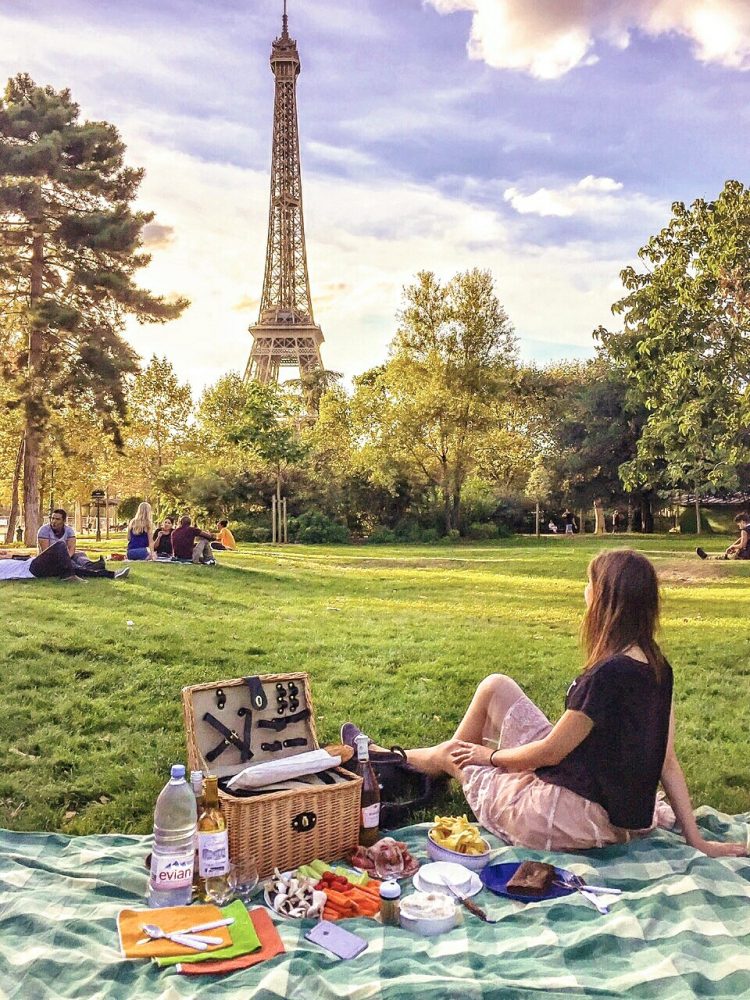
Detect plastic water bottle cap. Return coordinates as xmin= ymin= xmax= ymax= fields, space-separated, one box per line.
xmin=170 ymin=764 xmax=186 ymax=780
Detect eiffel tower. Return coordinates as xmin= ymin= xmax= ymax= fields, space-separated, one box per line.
xmin=244 ymin=1 xmax=324 ymax=383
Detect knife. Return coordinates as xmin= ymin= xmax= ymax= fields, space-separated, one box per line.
xmin=438 ymin=877 xmax=497 ymax=924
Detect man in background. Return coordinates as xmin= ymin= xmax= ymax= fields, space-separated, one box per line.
xmin=696 ymin=513 xmax=750 ymax=560
xmin=37 ymin=508 xmax=110 ymax=576
xmin=171 ymin=515 xmax=216 ymax=565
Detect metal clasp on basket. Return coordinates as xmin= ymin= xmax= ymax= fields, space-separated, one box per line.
xmin=292 ymin=811 xmax=317 ymax=833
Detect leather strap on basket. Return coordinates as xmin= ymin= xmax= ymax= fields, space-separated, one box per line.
xmin=204 ymin=712 xmax=254 ymax=763
xmin=256 ymin=708 xmax=310 ymax=732
xmin=237 ymin=707 xmax=253 ymax=763
xmin=244 ymin=676 xmax=268 ymax=711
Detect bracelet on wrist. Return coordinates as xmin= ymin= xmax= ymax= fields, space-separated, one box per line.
xmin=489 ymin=748 xmax=501 ymax=767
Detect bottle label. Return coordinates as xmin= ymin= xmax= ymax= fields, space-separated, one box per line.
xmin=198 ymin=830 xmax=230 ymax=877
xmin=361 ymin=802 xmax=380 ymax=829
xmin=150 ymin=850 xmax=194 ymax=889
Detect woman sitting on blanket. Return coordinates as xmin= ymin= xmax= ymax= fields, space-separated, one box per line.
xmin=354 ymin=549 xmax=746 ymax=858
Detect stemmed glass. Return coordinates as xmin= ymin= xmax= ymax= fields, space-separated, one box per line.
xmin=230 ymin=860 xmax=260 ymax=904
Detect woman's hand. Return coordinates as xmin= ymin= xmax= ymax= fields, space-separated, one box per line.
xmin=449 ymin=740 xmax=495 ymax=769
xmin=690 ymin=838 xmax=747 ymax=859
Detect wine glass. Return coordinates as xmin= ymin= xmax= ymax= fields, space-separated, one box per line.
xmin=204 ymin=869 xmax=235 ymax=907
xmin=229 ymin=860 xmax=260 ymax=904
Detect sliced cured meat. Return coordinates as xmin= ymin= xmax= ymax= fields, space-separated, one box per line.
xmin=350 ymin=837 xmax=419 ymax=878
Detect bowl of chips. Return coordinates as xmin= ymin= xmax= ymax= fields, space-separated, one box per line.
xmin=427 ymin=815 xmax=491 ymax=872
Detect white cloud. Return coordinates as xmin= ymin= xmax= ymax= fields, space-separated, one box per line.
xmin=503 ymin=175 xmax=636 ymax=218
xmin=427 ymin=0 xmax=750 ymax=78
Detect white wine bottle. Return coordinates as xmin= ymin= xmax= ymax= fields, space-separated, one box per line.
xmin=197 ymin=775 xmax=230 ymax=900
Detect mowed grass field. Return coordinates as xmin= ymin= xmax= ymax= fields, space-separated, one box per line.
xmin=1 ymin=534 xmax=748 ymax=835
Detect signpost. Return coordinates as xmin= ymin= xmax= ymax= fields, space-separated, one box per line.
xmin=91 ymin=489 xmax=105 ymax=542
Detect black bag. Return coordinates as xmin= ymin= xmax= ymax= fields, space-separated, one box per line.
xmin=344 ymin=756 xmax=442 ymax=828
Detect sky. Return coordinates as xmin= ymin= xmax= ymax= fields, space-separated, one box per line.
xmin=2 ymin=0 xmax=750 ymax=397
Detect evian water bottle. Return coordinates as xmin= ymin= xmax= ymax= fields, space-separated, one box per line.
xmin=148 ymin=764 xmax=198 ymax=907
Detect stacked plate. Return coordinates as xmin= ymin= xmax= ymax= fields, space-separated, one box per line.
xmin=412 ymin=861 xmax=483 ymax=899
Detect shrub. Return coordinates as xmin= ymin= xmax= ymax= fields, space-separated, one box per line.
xmin=420 ymin=527 xmax=440 ymax=543
xmin=368 ymin=526 xmax=396 ymax=544
xmin=439 ymin=528 xmax=461 ymax=544
xmin=251 ymin=528 xmax=272 ymax=543
xmin=291 ymin=511 xmax=350 ymax=544
xmin=468 ymin=522 xmax=499 ymax=540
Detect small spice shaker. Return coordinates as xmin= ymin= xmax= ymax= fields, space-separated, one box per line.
xmin=379 ymin=879 xmax=401 ymax=926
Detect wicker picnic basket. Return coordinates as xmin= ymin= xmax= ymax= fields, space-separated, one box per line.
xmin=182 ymin=672 xmax=362 ymax=879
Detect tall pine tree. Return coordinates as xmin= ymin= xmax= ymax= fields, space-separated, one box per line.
xmin=0 ymin=74 xmax=188 ymax=541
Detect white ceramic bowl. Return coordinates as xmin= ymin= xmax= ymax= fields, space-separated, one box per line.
xmin=426 ymin=830 xmax=492 ymax=872
xmin=399 ymin=891 xmax=457 ymax=936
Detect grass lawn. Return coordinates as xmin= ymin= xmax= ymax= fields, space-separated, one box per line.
xmin=1 ymin=533 xmax=748 ymax=835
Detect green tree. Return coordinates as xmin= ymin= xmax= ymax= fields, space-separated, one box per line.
xmin=225 ymin=381 xmax=308 ymax=536
xmin=0 ymin=74 xmax=188 ymax=541
xmin=597 ymin=180 xmax=750 ymax=532
xmin=353 ymin=269 xmax=517 ymax=532
xmin=544 ymin=358 xmax=651 ymax=532
xmin=127 ymin=355 xmax=192 ymax=484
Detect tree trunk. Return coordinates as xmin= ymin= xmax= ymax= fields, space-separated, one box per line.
xmin=23 ymin=225 xmax=45 ymax=545
xmin=626 ymin=498 xmax=633 ymax=533
xmin=593 ymin=498 xmax=606 ymax=534
xmin=276 ymin=470 xmax=282 ymax=544
xmin=5 ymin=434 xmax=25 ymax=543
xmin=640 ymin=492 xmax=654 ymax=533
xmin=535 ymin=500 xmax=540 ymax=539
xmin=694 ymin=497 xmax=702 ymax=535
xmin=578 ymin=508 xmax=585 ymax=534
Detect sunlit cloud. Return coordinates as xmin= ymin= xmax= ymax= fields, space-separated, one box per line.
xmin=427 ymin=0 xmax=750 ymax=78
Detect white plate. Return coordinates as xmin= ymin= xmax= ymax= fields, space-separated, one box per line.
xmin=413 ymin=868 xmax=483 ymax=899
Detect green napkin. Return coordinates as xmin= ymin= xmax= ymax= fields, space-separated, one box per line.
xmin=154 ymin=899 xmax=261 ymax=967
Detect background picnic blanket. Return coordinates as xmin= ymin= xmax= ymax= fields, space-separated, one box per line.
xmin=0 ymin=810 xmax=748 ymax=1000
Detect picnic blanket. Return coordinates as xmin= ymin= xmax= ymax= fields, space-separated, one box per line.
xmin=0 ymin=811 xmax=748 ymax=999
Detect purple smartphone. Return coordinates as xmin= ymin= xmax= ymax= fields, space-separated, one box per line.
xmin=304 ymin=920 xmax=368 ymax=960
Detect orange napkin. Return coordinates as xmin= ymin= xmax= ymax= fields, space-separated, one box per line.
xmin=118 ymin=903 xmax=232 ymax=959
xmin=178 ymin=908 xmax=285 ymax=976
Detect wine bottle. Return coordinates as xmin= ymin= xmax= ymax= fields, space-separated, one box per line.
xmin=354 ymin=734 xmax=380 ymax=847
xmin=197 ymin=775 xmax=230 ymax=900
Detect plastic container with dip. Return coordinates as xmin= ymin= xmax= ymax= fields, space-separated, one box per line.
xmin=399 ymin=891 xmax=457 ymax=936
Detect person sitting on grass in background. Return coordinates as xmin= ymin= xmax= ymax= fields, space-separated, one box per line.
xmin=344 ymin=549 xmax=746 ymax=859
xmin=696 ymin=513 xmax=750 ymax=560
xmin=171 ymin=515 xmax=215 ymax=565
xmin=0 ymin=540 xmax=129 ymax=582
xmin=211 ymin=519 xmax=236 ymax=551
xmin=37 ymin=508 xmax=110 ymax=576
xmin=126 ymin=502 xmax=155 ymax=561
xmin=153 ymin=516 xmax=175 ymax=558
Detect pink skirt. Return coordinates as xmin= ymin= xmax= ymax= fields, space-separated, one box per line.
xmin=461 ymin=694 xmax=674 ymax=851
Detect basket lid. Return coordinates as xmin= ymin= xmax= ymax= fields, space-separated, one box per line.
xmin=182 ymin=673 xmax=319 ymax=779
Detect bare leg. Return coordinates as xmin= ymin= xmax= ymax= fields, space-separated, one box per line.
xmin=393 ymin=674 xmax=530 ymax=781
xmin=452 ymin=674 xmax=528 ymax=745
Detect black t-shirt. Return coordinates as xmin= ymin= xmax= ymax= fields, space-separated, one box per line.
xmin=536 ymin=654 xmax=673 ymax=829
xmin=153 ymin=528 xmax=173 ymax=557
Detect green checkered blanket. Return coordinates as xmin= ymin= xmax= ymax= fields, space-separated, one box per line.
xmin=1 ymin=812 xmax=748 ymax=999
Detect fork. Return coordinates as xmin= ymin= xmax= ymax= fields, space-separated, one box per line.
xmin=554 ymin=875 xmax=610 ymax=914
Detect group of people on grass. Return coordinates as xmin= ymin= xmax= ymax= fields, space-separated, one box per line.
xmin=353 ymin=548 xmax=747 ymax=859
xmin=126 ymin=501 xmax=236 ymax=564
xmin=0 ymin=508 xmax=130 ymax=583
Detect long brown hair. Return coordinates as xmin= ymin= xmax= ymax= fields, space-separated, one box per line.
xmin=581 ymin=549 xmax=666 ymax=680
